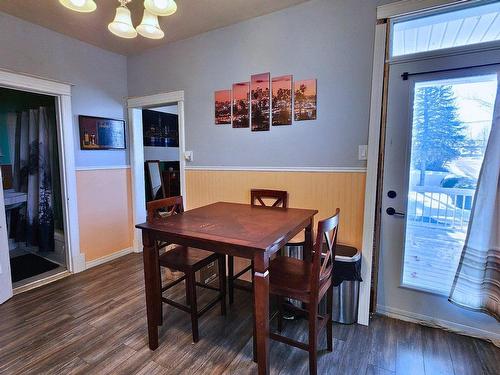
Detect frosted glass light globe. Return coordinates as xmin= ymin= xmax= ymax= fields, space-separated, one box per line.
xmin=144 ymin=0 xmax=177 ymax=16
xmin=137 ymin=9 xmax=165 ymax=39
xmin=108 ymin=6 xmax=138 ymax=39
xmin=59 ymin=0 xmax=96 ymax=12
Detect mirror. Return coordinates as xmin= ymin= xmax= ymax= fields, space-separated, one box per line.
xmin=146 ymin=160 xmax=164 ymax=201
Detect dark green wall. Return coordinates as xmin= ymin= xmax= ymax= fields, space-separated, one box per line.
xmin=0 ymin=87 xmax=55 ymax=165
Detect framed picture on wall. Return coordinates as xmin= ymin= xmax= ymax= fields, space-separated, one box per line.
xmin=232 ymin=82 xmax=250 ymax=128
xmin=79 ymin=115 xmax=126 ymax=150
xmin=251 ymin=73 xmax=270 ymax=131
xmin=142 ymin=109 xmax=179 ymax=147
xmin=214 ymin=90 xmax=232 ymax=125
xmin=294 ymin=79 xmax=317 ymax=121
xmin=272 ymin=75 xmax=292 ymax=126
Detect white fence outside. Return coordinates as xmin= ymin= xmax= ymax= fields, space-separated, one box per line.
xmin=406 ymin=186 xmax=475 ymax=232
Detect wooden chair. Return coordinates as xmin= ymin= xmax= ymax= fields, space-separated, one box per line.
xmin=270 ymin=209 xmax=340 ymax=375
xmin=227 ymin=189 xmax=290 ymax=304
xmin=147 ymin=196 xmax=226 ymax=343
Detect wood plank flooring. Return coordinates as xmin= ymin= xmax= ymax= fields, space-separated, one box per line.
xmin=0 ymin=253 xmax=498 ymax=375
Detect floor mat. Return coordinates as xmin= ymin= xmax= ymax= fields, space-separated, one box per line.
xmin=10 ymin=254 xmax=60 ymax=283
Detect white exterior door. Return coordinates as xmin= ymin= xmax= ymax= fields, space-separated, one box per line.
xmin=377 ymin=48 xmax=500 ymax=340
xmin=0 ymin=168 xmax=13 ymax=304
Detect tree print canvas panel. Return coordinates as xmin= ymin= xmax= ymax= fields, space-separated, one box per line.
xmin=294 ymin=79 xmax=317 ymax=121
xmin=251 ymin=73 xmax=270 ymax=131
xmin=272 ymin=75 xmax=292 ymax=126
xmin=214 ymin=90 xmax=232 ymax=125
xmin=232 ymin=82 xmax=250 ymax=128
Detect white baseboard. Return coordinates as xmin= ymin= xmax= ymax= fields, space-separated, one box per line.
xmin=377 ymin=305 xmax=500 ymax=345
xmin=85 ymin=247 xmax=136 ymax=269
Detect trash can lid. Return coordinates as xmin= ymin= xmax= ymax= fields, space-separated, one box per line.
xmin=334 ymin=244 xmax=360 ymax=262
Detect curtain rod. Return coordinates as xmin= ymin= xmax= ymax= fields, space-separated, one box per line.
xmin=402 ymin=62 xmax=499 ymax=80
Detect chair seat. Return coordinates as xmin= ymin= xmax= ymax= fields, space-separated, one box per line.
xmin=159 ymin=245 xmax=219 ymax=272
xmin=270 ymin=256 xmax=312 ymax=300
xmin=270 ymin=256 xmax=331 ymax=303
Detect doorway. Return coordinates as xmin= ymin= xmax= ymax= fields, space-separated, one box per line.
xmin=143 ymin=104 xmax=181 ymax=203
xmin=0 ymin=69 xmax=84 ymax=303
xmin=127 ymin=91 xmax=186 ymax=252
xmin=377 ymin=49 xmax=500 ymax=339
xmin=0 ymin=87 xmax=67 ymax=288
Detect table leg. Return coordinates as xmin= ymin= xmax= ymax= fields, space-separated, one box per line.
xmin=304 ymin=218 xmax=314 ymax=262
xmin=142 ymin=230 xmax=160 ymax=350
xmin=253 ymin=253 xmax=270 ymax=375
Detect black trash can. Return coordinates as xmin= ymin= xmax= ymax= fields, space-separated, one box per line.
xmin=320 ymin=244 xmax=362 ymax=324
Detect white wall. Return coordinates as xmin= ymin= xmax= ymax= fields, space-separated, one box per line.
xmin=128 ymin=0 xmax=390 ymax=169
xmin=0 ymin=12 xmax=128 ymax=169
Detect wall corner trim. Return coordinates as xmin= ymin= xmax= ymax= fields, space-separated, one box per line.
xmin=85 ymin=246 xmax=135 ymax=269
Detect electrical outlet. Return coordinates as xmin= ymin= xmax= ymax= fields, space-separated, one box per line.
xmin=358 ymin=145 xmax=368 ymax=160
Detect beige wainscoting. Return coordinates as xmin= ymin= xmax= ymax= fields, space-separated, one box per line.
xmin=185 ymin=169 xmax=366 ymax=266
xmin=76 ymin=167 xmax=134 ymax=262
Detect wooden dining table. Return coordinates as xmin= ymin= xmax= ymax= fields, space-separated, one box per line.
xmin=136 ymin=201 xmax=318 ymax=375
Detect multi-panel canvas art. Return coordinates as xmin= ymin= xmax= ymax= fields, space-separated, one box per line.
xmin=294 ymin=79 xmax=317 ymax=121
xmin=232 ymin=82 xmax=250 ymax=128
xmin=214 ymin=90 xmax=232 ymax=125
xmin=214 ymin=74 xmax=316 ymax=129
xmin=272 ymin=75 xmax=292 ymax=126
xmin=250 ymin=73 xmax=270 ymax=131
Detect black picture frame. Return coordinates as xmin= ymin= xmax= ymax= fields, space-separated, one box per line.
xmin=79 ymin=115 xmax=126 ymax=150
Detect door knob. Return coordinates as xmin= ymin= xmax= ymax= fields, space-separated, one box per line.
xmin=386 ymin=207 xmax=405 ymax=217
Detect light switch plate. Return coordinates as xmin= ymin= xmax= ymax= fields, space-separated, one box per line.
xmin=358 ymin=145 xmax=368 ymax=160
xmin=184 ymin=151 xmax=193 ymax=162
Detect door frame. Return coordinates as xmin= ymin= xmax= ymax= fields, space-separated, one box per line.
xmin=0 ymin=69 xmax=86 ymax=293
xmin=127 ymin=91 xmax=186 ymax=252
xmin=362 ymin=0 xmax=476 ymax=325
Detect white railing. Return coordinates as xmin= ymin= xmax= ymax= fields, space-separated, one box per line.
xmin=407 ymin=186 xmax=475 ymax=232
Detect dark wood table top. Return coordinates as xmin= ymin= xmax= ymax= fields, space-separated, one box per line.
xmin=136 ymin=202 xmax=318 ymax=255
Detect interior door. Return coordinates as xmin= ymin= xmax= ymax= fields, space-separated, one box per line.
xmin=0 ymin=168 xmax=13 ymax=304
xmin=377 ymin=49 xmax=500 ymax=333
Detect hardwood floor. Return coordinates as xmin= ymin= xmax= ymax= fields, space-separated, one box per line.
xmin=0 ymin=253 xmax=498 ymax=375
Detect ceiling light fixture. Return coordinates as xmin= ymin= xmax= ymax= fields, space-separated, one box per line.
xmin=144 ymin=0 xmax=177 ymax=17
xmin=108 ymin=1 xmax=138 ymax=39
xmin=59 ymin=0 xmax=175 ymax=40
xmin=59 ymin=0 xmax=97 ymax=13
xmin=137 ymin=9 xmax=165 ymax=39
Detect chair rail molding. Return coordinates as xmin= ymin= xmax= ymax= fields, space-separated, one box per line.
xmin=184 ymin=166 xmax=367 ymax=173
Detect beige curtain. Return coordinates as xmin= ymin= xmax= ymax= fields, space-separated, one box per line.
xmin=448 ymin=81 xmax=500 ymax=321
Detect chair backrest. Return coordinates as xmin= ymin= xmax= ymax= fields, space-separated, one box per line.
xmin=146 ymin=196 xmax=184 ymax=222
xmin=251 ymin=189 xmax=288 ymax=208
xmin=311 ymin=209 xmax=340 ymax=297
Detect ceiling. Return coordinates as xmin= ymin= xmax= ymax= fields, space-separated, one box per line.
xmin=0 ymin=0 xmax=310 ymax=56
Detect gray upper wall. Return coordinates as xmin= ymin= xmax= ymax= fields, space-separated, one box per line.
xmin=128 ymin=0 xmax=385 ymax=169
xmin=0 ymin=12 xmax=128 ymax=168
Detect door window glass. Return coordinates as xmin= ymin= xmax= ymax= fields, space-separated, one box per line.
xmin=402 ymin=73 xmax=497 ymax=294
